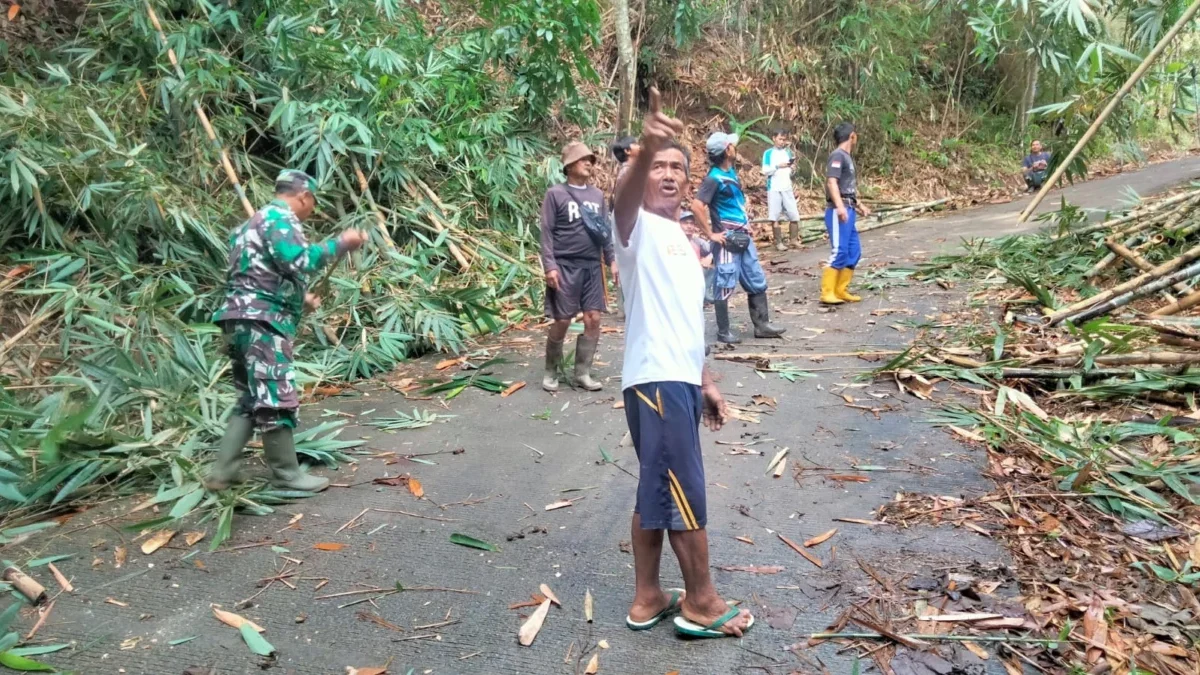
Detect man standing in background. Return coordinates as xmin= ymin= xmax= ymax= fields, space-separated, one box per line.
xmin=1022 ymin=140 xmax=1051 ymax=191
xmin=540 ymin=142 xmax=617 ymax=393
xmin=692 ymin=132 xmax=785 ymax=344
xmin=762 ymin=128 xmax=800 ymax=251
xmin=208 ymin=169 xmax=367 ymax=492
xmin=822 ymin=122 xmax=870 ymax=305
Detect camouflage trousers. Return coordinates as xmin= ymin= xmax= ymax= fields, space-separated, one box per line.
xmin=220 ymin=320 xmax=299 ymax=432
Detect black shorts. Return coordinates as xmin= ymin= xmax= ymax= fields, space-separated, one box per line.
xmin=545 ymin=260 xmax=607 ymax=320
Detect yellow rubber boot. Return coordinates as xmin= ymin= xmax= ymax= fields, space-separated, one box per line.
xmin=820 ymin=267 xmax=844 ymax=305
xmin=836 ymin=268 xmax=861 ymax=302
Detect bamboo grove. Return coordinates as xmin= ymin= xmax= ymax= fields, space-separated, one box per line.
xmin=0 ymin=0 xmax=600 ymax=536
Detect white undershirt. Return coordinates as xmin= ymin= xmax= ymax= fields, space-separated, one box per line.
xmin=615 ymin=209 xmax=706 ymax=389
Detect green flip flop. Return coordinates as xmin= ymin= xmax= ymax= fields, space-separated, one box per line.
xmin=625 ymin=588 xmax=685 ymax=631
xmin=672 ymin=605 xmax=755 ymax=639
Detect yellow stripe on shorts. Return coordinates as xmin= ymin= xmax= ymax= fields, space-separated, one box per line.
xmin=632 ymin=386 xmax=661 ymax=417
xmin=667 ymin=469 xmax=698 ymax=530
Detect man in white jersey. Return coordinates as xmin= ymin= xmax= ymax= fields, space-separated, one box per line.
xmin=612 ymin=87 xmax=754 ymax=639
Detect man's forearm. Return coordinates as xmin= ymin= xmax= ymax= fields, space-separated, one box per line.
xmin=691 ymin=200 xmax=714 ymax=239
xmin=702 ymin=364 xmax=715 ymax=389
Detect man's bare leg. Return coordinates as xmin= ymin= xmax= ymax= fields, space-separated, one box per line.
xmin=548 ymin=318 xmax=571 ymax=342
xmin=668 ymin=528 xmax=752 ymax=635
xmin=628 ymin=513 xmax=679 ymax=622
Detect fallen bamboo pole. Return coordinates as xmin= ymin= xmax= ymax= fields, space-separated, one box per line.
xmin=1066 ymin=260 xmax=1200 ymax=325
xmin=4 ymin=565 xmax=46 ymax=605
xmin=1051 ymin=189 xmax=1199 ymax=241
xmin=1048 ymin=243 xmax=1200 ymax=325
xmin=1018 ymin=0 xmax=1200 ymax=222
xmin=1047 ymin=351 xmax=1200 ymax=367
xmin=349 ymin=159 xmax=397 ymax=250
xmin=1151 ymin=287 xmax=1200 ymax=316
xmin=1105 ymin=239 xmax=1182 ymax=298
xmin=400 ymin=182 xmax=472 ymax=270
xmin=145 ymin=1 xmax=254 ymax=218
xmin=1157 ymin=334 xmax=1200 ymax=350
xmin=999 ymin=366 xmax=1173 ymax=379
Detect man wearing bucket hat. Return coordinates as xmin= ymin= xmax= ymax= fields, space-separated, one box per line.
xmin=207 ymin=169 xmax=367 ymax=492
xmin=540 ymin=142 xmax=616 ymax=393
xmin=691 ymin=132 xmax=785 ymax=344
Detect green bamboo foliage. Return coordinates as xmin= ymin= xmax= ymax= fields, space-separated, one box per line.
xmin=0 ymin=0 xmax=601 ymax=524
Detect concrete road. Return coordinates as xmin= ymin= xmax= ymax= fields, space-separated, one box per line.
xmin=21 ymin=156 xmax=1199 ymax=674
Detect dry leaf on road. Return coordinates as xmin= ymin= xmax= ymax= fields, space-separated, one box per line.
xmin=212 ymin=606 xmax=265 ymax=633
xmin=539 ymin=583 xmax=561 ymax=607
xmin=1083 ymin=594 xmax=1106 ymax=664
xmin=804 ymin=528 xmax=837 ymax=547
xmin=501 ymin=381 xmax=526 ymax=397
xmin=962 ymin=640 xmax=989 ymax=660
xmin=518 ymin=598 xmax=552 ymax=646
xmin=8 ymin=5 xmax=20 ymax=21
xmin=347 ymin=667 xmax=387 ymax=675
xmin=408 ymin=478 xmax=424 ymax=499
xmin=184 ymin=531 xmax=206 ymax=546
xmin=114 ymin=546 xmax=126 ymax=568
xmin=141 ymin=530 xmax=176 ymax=555
xmin=778 ymin=534 xmax=823 ymax=568
xmin=584 ymin=589 xmax=593 ymax=622
xmin=314 ymin=542 xmax=345 ymax=551
xmin=585 ymin=653 xmax=599 ymax=674
xmin=544 ymin=500 xmax=573 ymax=511
xmin=735 ymin=536 xmax=755 ymax=545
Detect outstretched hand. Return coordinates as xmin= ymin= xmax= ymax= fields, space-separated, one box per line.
xmin=701 ymin=383 xmax=727 ymax=432
xmin=639 ymin=87 xmax=685 ymax=156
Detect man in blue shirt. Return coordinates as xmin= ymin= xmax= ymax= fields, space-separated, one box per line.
xmin=691 ymin=132 xmax=785 ymax=343
xmin=1022 ymin=140 xmax=1051 ymax=191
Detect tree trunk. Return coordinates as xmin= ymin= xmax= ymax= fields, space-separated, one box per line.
xmin=614 ymin=0 xmax=636 ymax=136
xmin=1018 ymin=57 xmax=1038 ymax=137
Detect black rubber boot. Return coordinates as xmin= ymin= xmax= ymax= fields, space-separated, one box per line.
xmin=263 ymin=427 xmax=329 ymax=492
xmin=748 ymin=293 xmax=786 ymax=338
xmin=714 ymin=299 xmax=741 ymax=344
xmin=206 ymin=415 xmax=253 ymax=490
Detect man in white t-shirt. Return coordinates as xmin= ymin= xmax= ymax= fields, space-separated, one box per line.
xmin=611 ymin=87 xmax=754 ymax=640
xmin=762 ymin=128 xmax=800 ymax=251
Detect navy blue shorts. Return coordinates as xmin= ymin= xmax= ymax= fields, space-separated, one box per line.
xmin=623 ymin=382 xmax=707 ymax=531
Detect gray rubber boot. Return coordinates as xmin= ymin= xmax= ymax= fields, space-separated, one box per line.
xmin=543 ymin=336 xmax=564 ymax=392
xmin=773 ymin=223 xmax=787 ymax=251
xmin=748 ymin=293 xmax=786 ymax=338
xmin=714 ymin=299 xmax=741 ymax=344
xmin=205 ymin=415 xmax=254 ymax=490
xmin=573 ymin=334 xmax=603 ymax=391
xmin=263 ymin=427 xmax=329 ymax=492
xmin=788 ymin=221 xmax=800 ymax=248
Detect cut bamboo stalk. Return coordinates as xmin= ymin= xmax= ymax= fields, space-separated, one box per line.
xmin=1066 ymin=260 xmax=1200 ymax=325
xmin=349 ymin=159 xmax=397 ymax=250
xmin=1018 ymin=0 xmax=1200 ymax=222
xmin=1048 ymin=244 xmax=1200 ymax=325
xmin=1048 ymin=351 xmax=1200 ymax=367
xmin=144 ymin=2 xmax=254 ymax=218
xmin=400 ymin=182 xmax=471 ymax=270
xmin=1156 ymin=334 xmax=1200 ymax=350
xmin=1051 ymin=189 xmax=1199 ymax=241
xmin=999 ymin=366 xmax=1171 ymax=379
xmin=1151 ymin=288 xmax=1200 ymax=316
xmin=1105 ymin=239 xmax=1182 ymax=298
xmin=4 ymin=565 xmax=46 ymax=605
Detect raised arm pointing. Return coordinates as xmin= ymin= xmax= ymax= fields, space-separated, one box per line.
xmin=613 ymin=87 xmax=685 ymax=246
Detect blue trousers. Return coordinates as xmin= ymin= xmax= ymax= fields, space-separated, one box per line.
xmin=824 ymin=207 xmax=861 ymax=269
xmin=714 ymin=236 xmax=768 ymax=300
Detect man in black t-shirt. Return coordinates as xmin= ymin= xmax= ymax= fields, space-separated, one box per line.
xmin=821 ymin=122 xmax=871 ymax=305
xmin=540 ymin=142 xmax=617 ymax=393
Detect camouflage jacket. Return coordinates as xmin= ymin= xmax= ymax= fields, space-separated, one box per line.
xmin=212 ymin=200 xmax=342 ymax=337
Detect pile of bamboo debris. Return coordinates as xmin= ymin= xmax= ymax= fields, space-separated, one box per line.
xmin=751 ymin=197 xmax=949 ymax=246
xmin=863 ymin=189 xmax=1200 ymax=675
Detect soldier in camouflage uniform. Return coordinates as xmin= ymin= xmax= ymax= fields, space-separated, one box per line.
xmin=207 ymin=169 xmax=367 ymax=492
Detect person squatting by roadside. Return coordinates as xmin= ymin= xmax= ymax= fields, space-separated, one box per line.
xmin=207 ymin=169 xmax=367 ymax=492
xmin=1022 ymin=140 xmax=1051 ymax=192
xmin=761 ymin=128 xmax=801 ymax=251
xmin=691 ymin=132 xmax=785 ymax=344
xmin=612 ymin=86 xmax=755 ymax=640
xmin=540 ymin=142 xmax=617 ymax=393
xmin=821 ymin=122 xmax=871 ymax=305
